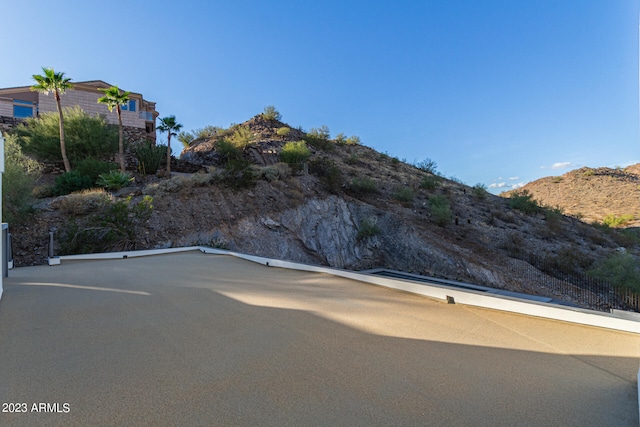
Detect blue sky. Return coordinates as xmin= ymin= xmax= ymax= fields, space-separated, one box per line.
xmin=2 ymin=0 xmax=638 ymax=192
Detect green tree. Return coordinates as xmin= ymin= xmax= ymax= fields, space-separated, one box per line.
xmin=97 ymin=85 xmax=130 ymax=172
xmin=262 ymin=105 xmax=281 ymax=121
xmin=31 ymin=67 xmax=73 ymax=172
xmin=157 ymin=115 xmax=182 ymax=175
xmin=15 ymin=106 xmax=118 ymax=165
xmin=2 ymin=133 xmax=40 ymax=224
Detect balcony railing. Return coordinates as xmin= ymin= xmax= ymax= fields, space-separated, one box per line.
xmin=139 ymin=111 xmax=154 ymax=121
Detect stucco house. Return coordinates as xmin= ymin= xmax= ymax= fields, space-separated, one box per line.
xmin=0 ymin=80 xmax=158 ymax=141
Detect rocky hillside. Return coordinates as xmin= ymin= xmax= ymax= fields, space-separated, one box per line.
xmin=503 ymin=165 xmax=640 ymax=227
xmin=10 ymin=114 xmax=640 ymax=310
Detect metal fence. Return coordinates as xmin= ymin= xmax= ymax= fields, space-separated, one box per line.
xmin=509 ymin=253 xmax=640 ymax=313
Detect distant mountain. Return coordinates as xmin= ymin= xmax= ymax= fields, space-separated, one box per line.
xmin=503 ymin=165 xmax=640 ymax=227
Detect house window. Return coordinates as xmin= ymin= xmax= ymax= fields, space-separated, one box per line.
xmin=145 ymin=122 xmax=154 ymax=133
xmin=121 ymin=100 xmax=136 ymax=112
xmin=13 ymin=100 xmax=33 ymax=118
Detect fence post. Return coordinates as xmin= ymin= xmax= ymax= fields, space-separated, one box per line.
xmin=1 ymin=224 xmax=7 ymax=278
xmin=49 ymin=231 xmax=54 ymax=258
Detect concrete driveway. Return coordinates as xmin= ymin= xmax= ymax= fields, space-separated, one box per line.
xmin=0 ymin=251 xmax=638 ymax=426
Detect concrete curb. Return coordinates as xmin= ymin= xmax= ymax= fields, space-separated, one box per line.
xmin=197 ymin=247 xmax=640 ymax=334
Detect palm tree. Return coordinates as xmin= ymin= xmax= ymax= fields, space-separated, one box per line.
xmin=98 ymin=86 xmax=130 ymax=172
xmin=31 ymin=67 xmax=73 ymax=172
xmin=157 ymin=115 xmax=182 ymax=176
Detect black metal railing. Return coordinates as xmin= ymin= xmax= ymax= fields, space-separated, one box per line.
xmin=509 ymin=253 xmax=639 ymax=313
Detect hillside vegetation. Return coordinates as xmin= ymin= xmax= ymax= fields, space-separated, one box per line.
xmin=6 ymin=109 xmax=640 ymax=310
xmin=503 ymin=165 xmax=640 ymax=227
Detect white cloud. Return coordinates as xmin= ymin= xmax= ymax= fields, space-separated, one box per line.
xmin=508 ymin=176 xmax=519 ymax=180
xmin=511 ymin=182 xmax=526 ymax=189
xmin=488 ymin=182 xmax=507 ymax=189
xmin=551 ymin=162 xmax=571 ymax=169
xmin=542 ymin=161 xmax=572 ymax=170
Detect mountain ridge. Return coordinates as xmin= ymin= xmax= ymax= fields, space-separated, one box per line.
xmin=503 ymin=164 xmax=640 ymax=227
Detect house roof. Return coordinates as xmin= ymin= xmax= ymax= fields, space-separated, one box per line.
xmin=0 ymin=80 xmax=145 ymax=99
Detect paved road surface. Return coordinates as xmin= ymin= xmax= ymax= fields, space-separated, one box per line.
xmin=0 ymin=251 xmax=638 ymax=426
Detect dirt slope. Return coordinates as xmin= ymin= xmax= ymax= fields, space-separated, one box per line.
xmin=503 ymin=165 xmax=640 ymax=227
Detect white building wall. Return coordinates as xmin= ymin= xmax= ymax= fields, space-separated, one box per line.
xmin=38 ymin=90 xmax=147 ymax=129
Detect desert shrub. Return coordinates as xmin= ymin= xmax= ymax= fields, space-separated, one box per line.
xmin=448 ymin=176 xmax=465 ymax=185
xmin=215 ymin=139 xmax=244 ymax=164
xmin=542 ymin=206 xmax=565 ymax=234
xmin=135 ymin=141 xmax=165 ymax=175
xmin=60 ymin=195 xmax=153 ymax=254
xmin=614 ymin=228 xmax=640 ymax=247
xmin=276 ymin=127 xmax=291 ymax=139
xmin=588 ymin=252 xmax=640 ymax=292
xmin=32 ymin=185 xmax=56 ymax=199
xmin=542 ymin=248 xmax=595 ymax=275
xmin=308 ymin=125 xmax=330 ymax=140
xmin=309 ymin=157 xmax=342 ymax=193
xmin=15 ymin=106 xmax=118 ymax=165
xmin=212 ymin=140 xmax=255 ymax=188
xmin=508 ymin=190 xmax=540 ymax=214
xmin=350 ymin=177 xmax=378 ymax=194
xmin=280 ymin=140 xmax=311 ymax=167
xmin=344 ymin=155 xmax=358 ymax=166
xmin=55 ymin=188 xmax=114 ymax=215
xmin=260 ymin=163 xmax=290 ymax=182
xmin=2 ymin=134 xmax=40 ymax=223
xmin=222 ymin=160 xmax=256 ymax=189
xmin=178 ymin=126 xmax=220 ymax=147
xmin=345 ymin=135 xmax=361 ymax=145
xmin=262 ymin=105 xmax=282 ymax=121
xmin=304 ymin=125 xmax=333 ymax=151
xmin=196 ymin=126 xmax=222 ymax=139
xmin=142 ymin=175 xmax=192 ymax=195
xmin=334 ymin=133 xmax=360 ymax=145
xmin=54 ymin=171 xmax=95 ymax=195
xmin=415 ymin=158 xmax=438 ymax=174
xmin=472 ymin=183 xmax=488 ymax=199
xmin=97 ymin=170 xmax=133 ymax=191
xmin=228 ymin=127 xmax=255 ymax=149
xmin=421 ymin=174 xmax=442 ymax=190
xmin=602 ymin=214 xmax=634 ymax=228
xmin=393 ymin=187 xmax=415 ymax=203
xmin=189 ymin=172 xmax=216 ymax=186
xmin=500 ymin=232 xmax=525 ymax=256
xmin=357 ymin=217 xmax=381 ymax=241
xmin=75 ymin=157 xmax=118 ymax=184
xmin=429 ymin=194 xmax=451 ymax=226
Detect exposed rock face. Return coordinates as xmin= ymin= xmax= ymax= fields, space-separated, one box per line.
xmin=202 ymin=195 xmax=513 ymax=289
